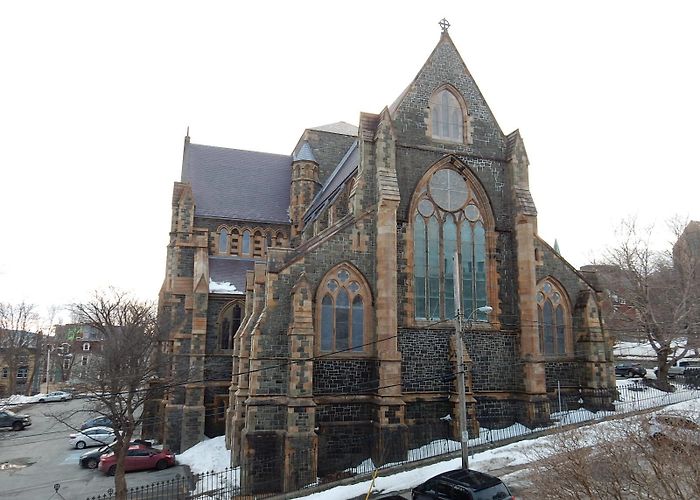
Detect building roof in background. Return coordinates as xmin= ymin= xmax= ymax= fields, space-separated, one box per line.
xmin=308 ymin=122 xmax=358 ymax=136
xmin=183 ymin=143 xmax=292 ymax=223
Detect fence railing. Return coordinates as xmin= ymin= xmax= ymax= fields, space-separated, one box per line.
xmin=85 ymin=379 xmax=700 ymax=500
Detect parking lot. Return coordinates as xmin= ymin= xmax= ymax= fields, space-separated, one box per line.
xmin=0 ymin=398 xmax=187 ymax=500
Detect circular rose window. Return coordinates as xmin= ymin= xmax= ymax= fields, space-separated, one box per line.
xmin=429 ymin=169 xmax=468 ymax=212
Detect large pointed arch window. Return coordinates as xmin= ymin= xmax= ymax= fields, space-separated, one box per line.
xmin=537 ymin=279 xmax=571 ymax=356
xmin=414 ymin=168 xmax=488 ymax=321
xmin=430 ymin=89 xmax=464 ymax=143
xmin=219 ymin=302 xmax=243 ymax=350
xmin=318 ymin=265 xmax=369 ymax=353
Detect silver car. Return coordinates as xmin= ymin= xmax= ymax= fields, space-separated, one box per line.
xmin=69 ymin=426 xmax=116 ymax=449
xmin=38 ymin=391 xmax=72 ymax=402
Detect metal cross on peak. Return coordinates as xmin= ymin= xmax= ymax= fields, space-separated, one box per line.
xmin=439 ymin=18 xmax=450 ymax=33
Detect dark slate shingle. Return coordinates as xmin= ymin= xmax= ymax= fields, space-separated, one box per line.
xmin=183 ymin=143 xmax=292 ymax=223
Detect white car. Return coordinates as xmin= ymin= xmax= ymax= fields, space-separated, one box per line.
xmin=69 ymin=426 xmax=116 ymax=449
xmin=38 ymin=391 xmax=72 ymax=403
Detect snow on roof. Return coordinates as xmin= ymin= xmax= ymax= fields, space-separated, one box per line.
xmin=209 ymin=278 xmax=238 ymax=294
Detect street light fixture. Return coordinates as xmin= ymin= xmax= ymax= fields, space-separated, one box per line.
xmin=453 ymin=249 xmax=493 ymax=469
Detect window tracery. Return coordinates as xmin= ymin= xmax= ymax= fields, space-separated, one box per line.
xmin=537 ymin=279 xmax=571 ymax=355
xmin=317 ymin=265 xmax=370 ymax=353
xmin=219 ymin=302 xmax=243 ymax=350
xmin=413 ymin=167 xmax=489 ymax=321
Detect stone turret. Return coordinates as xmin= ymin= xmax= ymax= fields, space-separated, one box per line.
xmin=289 ymin=141 xmax=319 ymax=241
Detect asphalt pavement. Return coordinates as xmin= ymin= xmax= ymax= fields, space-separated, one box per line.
xmin=0 ymin=398 xmax=187 ymax=500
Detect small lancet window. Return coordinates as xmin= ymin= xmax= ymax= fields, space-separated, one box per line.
xmin=219 ymin=228 xmax=229 ymax=254
xmin=536 ymin=279 xmax=571 ymax=356
xmin=241 ymin=230 xmax=251 ymax=255
xmin=430 ymin=89 xmax=464 ymax=143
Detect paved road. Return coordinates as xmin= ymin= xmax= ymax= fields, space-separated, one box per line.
xmin=0 ymin=399 xmax=187 ymax=500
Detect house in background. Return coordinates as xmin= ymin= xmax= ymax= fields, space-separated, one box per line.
xmin=52 ymin=324 xmax=103 ymax=385
xmin=152 ymin=23 xmax=616 ymax=492
xmin=0 ymin=329 xmax=42 ymax=397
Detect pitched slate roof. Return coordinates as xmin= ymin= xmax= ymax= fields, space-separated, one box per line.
xmin=208 ymin=257 xmax=253 ymax=295
xmin=293 ymin=141 xmax=317 ymax=162
xmin=303 ymin=141 xmax=359 ymax=224
xmin=182 ymin=143 xmax=292 ymax=223
xmin=308 ymin=121 xmax=358 ymax=136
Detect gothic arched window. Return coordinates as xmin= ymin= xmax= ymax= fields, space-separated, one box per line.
xmin=537 ymin=279 xmax=571 ymax=356
xmin=219 ymin=302 xmax=243 ymax=350
xmin=317 ymin=265 xmax=370 ymax=353
xmin=241 ymin=230 xmax=251 ymax=256
xmin=218 ymin=228 xmax=229 ymax=254
xmin=413 ymin=167 xmax=489 ymax=321
xmin=430 ymin=88 xmax=464 ymax=143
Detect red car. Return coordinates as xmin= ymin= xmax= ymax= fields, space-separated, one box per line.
xmin=98 ymin=444 xmax=176 ymax=475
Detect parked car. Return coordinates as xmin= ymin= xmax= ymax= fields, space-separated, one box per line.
xmin=98 ymin=444 xmax=176 ymax=475
xmin=79 ymin=439 xmax=153 ymax=469
xmin=412 ymin=468 xmax=514 ymax=500
xmin=38 ymin=391 xmax=72 ymax=403
xmin=615 ymin=364 xmax=647 ymax=378
xmin=80 ymin=416 xmax=114 ymax=430
xmin=69 ymin=426 xmax=116 ymax=449
xmin=0 ymin=409 xmax=32 ymax=431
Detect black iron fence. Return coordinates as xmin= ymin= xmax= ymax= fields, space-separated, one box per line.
xmin=84 ymin=380 xmax=700 ymax=500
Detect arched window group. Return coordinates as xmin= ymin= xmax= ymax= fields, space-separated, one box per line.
xmin=430 ymin=88 xmax=464 ymax=143
xmin=318 ymin=265 xmax=369 ymax=353
xmin=219 ymin=302 xmax=243 ymax=350
xmin=217 ymin=226 xmax=287 ymax=257
xmin=414 ymin=167 xmax=489 ymax=322
xmin=537 ymin=279 xmax=571 ymax=355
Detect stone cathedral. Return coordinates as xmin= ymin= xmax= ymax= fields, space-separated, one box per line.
xmin=153 ymin=25 xmax=615 ymax=492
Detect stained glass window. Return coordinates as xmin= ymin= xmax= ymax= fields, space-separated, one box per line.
xmin=219 ymin=228 xmax=229 ymax=254
xmin=414 ymin=168 xmax=489 ymax=321
xmin=318 ymin=266 xmax=368 ymax=353
xmin=537 ymin=279 xmax=570 ymax=355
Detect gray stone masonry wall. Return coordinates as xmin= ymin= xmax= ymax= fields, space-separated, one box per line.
xmin=204 ymin=355 xmax=232 ymax=384
xmin=313 ymin=360 xmax=378 ymax=394
xmin=398 ymin=328 xmax=522 ymax=393
xmin=545 ymin=361 xmax=582 ymax=390
xmin=466 ymin=330 xmax=521 ymax=392
xmin=474 ymin=398 xmax=520 ymax=428
xmin=317 ymin=423 xmax=372 ymax=477
xmin=299 ymin=129 xmax=357 ymax=186
xmin=390 ymin=37 xmax=506 ymax=161
xmin=205 ymin=295 xmax=235 ymax=352
xmin=176 ymin=248 xmax=194 ymax=278
xmin=316 ymin=403 xmax=373 ymax=423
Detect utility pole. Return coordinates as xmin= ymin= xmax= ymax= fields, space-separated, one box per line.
xmin=45 ymin=344 xmax=52 ymax=394
xmin=453 ymin=251 xmax=493 ymax=470
xmin=453 ymin=251 xmax=469 ymax=469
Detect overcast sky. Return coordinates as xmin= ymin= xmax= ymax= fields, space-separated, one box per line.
xmin=1 ymin=1 xmax=698 ymax=323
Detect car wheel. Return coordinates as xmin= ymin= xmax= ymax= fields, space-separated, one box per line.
xmin=38 ymin=398 xmax=45 ymax=403
xmin=11 ymin=421 xmax=24 ymax=431
xmin=86 ymin=458 xmax=99 ymax=469
xmin=108 ymin=465 xmax=117 ymax=476
xmin=627 ymin=370 xmax=635 ymax=378
xmin=155 ymin=459 xmax=168 ymax=470
xmin=75 ymin=441 xmax=87 ymax=449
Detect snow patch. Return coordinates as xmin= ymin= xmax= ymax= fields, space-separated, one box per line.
xmin=176 ymin=435 xmax=231 ymax=474
xmin=209 ymin=278 xmax=238 ymax=294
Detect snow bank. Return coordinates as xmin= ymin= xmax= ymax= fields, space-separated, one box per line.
xmin=176 ymin=436 xmax=230 ymax=474
xmin=0 ymin=393 xmax=45 ymax=410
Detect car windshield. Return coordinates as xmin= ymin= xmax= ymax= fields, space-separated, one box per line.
xmin=4 ymin=410 xmax=17 ymax=416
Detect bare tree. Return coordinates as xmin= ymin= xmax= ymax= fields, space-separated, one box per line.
xmin=600 ymin=218 xmax=700 ymax=388
xmin=522 ymin=413 xmax=700 ymax=499
xmin=0 ymin=302 xmax=40 ymax=396
xmin=71 ymin=289 xmax=162 ymax=500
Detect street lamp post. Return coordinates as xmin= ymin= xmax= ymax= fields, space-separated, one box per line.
xmin=453 ymin=251 xmax=492 ymax=469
